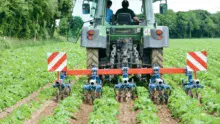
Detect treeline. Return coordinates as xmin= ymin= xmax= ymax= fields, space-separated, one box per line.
xmin=155 ymin=10 xmax=220 ymax=38
xmin=0 ymin=0 xmax=74 ymax=39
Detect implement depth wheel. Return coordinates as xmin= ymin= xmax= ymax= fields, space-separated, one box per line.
xmin=151 ymin=48 xmax=163 ymax=68
xmin=87 ymin=48 xmax=99 ymax=69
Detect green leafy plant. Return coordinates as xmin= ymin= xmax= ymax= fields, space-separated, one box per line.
xmin=88 ymin=86 xmax=119 ymax=124
xmin=133 ymin=87 xmax=159 ymax=124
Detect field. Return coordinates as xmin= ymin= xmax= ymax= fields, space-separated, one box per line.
xmin=0 ymin=38 xmax=220 ymax=124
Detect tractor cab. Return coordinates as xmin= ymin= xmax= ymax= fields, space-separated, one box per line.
xmin=81 ymin=0 xmax=169 ymax=82
xmin=82 ymin=0 xmax=167 ymax=25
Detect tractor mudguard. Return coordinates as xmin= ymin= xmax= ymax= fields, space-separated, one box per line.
xmin=143 ymin=26 xmax=169 ymax=48
xmin=81 ymin=27 xmax=107 ymax=48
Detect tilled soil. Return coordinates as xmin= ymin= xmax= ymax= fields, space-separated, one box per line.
xmin=156 ymin=105 xmax=179 ymax=124
xmin=0 ymin=83 xmax=52 ymax=119
xmin=22 ymin=77 xmax=79 ymax=123
xmin=24 ymin=99 xmax=57 ymax=124
xmin=70 ymin=103 xmax=93 ymax=124
xmin=117 ymin=101 xmax=138 ymax=124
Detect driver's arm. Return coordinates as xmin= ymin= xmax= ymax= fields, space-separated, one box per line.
xmin=133 ymin=16 xmax=140 ymax=23
xmin=131 ymin=10 xmax=140 ymax=23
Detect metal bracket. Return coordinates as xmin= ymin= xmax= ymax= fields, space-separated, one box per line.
xmin=122 ymin=66 xmax=129 ymax=79
xmin=91 ymin=65 xmax=98 ymax=80
xmin=184 ymin=67 xmax=194 ymax=85
xmin=153 ymin=66 xmax=161 ymax=79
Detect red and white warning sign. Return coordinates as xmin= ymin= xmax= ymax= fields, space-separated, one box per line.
xmin=47 ymin=52 xmax=67 ymax=72
xmin=187 ymin=51 xmax=207 ymax=72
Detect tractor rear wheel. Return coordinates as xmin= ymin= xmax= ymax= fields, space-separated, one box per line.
xmin=151 ymin=48 xmax=164 ymax=68
xmin=86 ymin=48 xmax=99 ymax=69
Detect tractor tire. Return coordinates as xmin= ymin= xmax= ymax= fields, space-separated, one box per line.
xmin=151 ymin=48 xmax=164 ymax=68
xmin=86 ymin=48 xmax=99 ymax=69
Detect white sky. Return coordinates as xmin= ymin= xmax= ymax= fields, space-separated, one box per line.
xmin=73 ymin=0 xmax=220 ymax=21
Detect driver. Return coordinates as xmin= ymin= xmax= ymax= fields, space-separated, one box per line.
xmin=105 ymin=0 xmax=113 ymax=24
xmin=115 ymin=0 xmax=140 ymax=23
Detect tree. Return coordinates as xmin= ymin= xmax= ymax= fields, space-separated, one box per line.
xmin=192 ymin=10 xmax=213 ymax=38
xmin=59 ymin=17 xmax=69 ymax=36
xmin=187 ymin=11 xmax=199 ymax=38
xmin=0 ymin=0 xmax=74 ymax=39
xmin=59 ymin=16 xmax=84 ymax=38
xmin=176 ymin=12 xmax=190 ymax=38
xmin=211 ymin=12 xmax=220 ymax=37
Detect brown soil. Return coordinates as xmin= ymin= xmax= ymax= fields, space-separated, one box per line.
xmin=156 ymin=105 xmax=179 ymax=124
xmin=69 ymin=103 xmax=93 ymax=124
xmin=24 ymin=77 xmax=79 ymax=123
xmin=0 ymin=83 xmax=52 ymax=119
xmin=117 ymin=101 xmax=138 ymax=124
xmin=24 ymin=99 xmax=57 ymax=124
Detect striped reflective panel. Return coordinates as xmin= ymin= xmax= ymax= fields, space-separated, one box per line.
xmin=47 ymin=52 xmax=67 ymax=72
xmin=187 ymin=51 xmax=207 ymax=72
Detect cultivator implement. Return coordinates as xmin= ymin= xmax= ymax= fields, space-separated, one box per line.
xmin=182 ymin=70 xmax=204 ymax=101
xmin=149 ymin=67 xmax=171 ymax=104
xmin=114 ymin=67 xmax=137 ymax=102
xmin=65 ymin=66 xmax=205 ymax=103
xmin=47 ymin=51 xmax=207 ymax=104
xmin=83 ymin=66 xmax=102 ymax=104
xmin=53 ymin=71 xmax=71 ymax=101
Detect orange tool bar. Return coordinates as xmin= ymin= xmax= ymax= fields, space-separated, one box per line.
xmin=67 ymin=68 xmax=185 ymax=75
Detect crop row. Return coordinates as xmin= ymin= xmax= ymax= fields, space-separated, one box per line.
xmin=165 ymin=47 xmax=220 ymax=92
xmin=166 ymin=78 xmax=220 ymax=123
xmin=133 ymin=87 xmax=159 ymax=123
xmin=39 ymin=77 xmax=86 ymax=124
xmin=165 ymin=62 xmax=220 ymax=116
xmin=88 ymin=85 xmax=119 ymax=124
xmin=0 ymin=85 xmax=57 ymax=123
xmin=164 ymin=48 xmax=220 ymax=117
xmin=0 ymin=42 xmax=86 ymax=111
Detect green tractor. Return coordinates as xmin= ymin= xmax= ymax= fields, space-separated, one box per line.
xmin=81 ymin=0 xmax=169 ymax=82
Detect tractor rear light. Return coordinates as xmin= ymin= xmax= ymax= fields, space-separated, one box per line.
xmin=158 ymin=35 xmax=163 ymax=40
xmin=87 ymin=35 xmax=93 ymax=40
xmin=88 ymin=30 xmax=95 ymax=35
xmin=156 ymin=29 xmax=163 ymax=36
xmin=87 ymin=30 xmax=95 ymax=40
xmin=156 ymin=29 xmax=163 ymax=40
